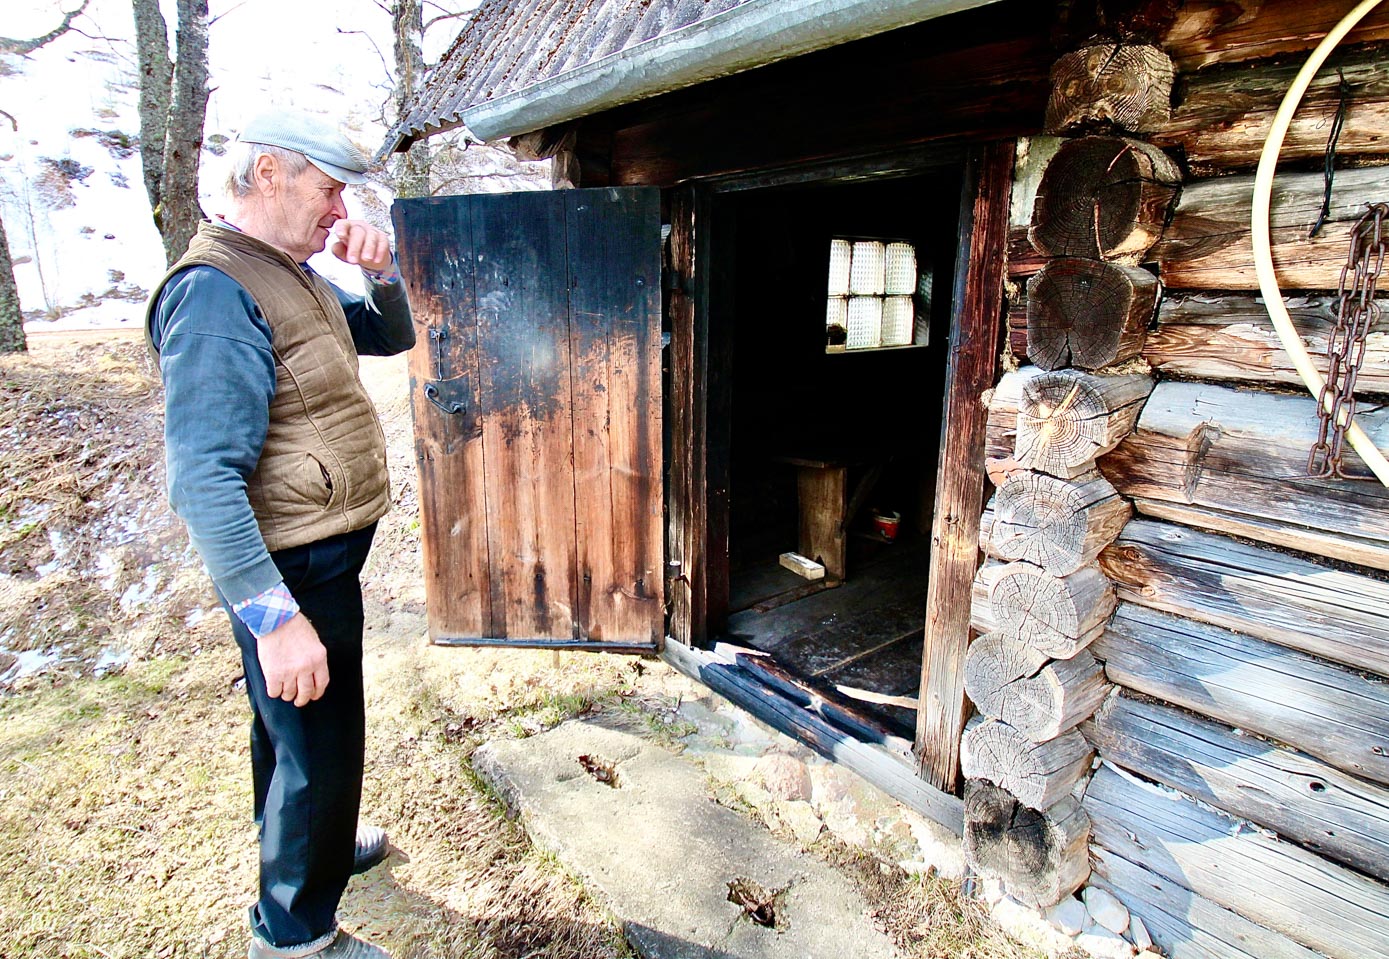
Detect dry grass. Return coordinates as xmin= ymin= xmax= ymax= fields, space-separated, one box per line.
xmin=0 ymin=332 xmax=1046 ymax=959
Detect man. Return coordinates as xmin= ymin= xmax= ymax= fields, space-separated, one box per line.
xmin=145 ymin=109 xmax=414 ymax=959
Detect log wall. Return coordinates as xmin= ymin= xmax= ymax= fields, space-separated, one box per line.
xmin=980 ymin=10 xmax=1389 ymax=957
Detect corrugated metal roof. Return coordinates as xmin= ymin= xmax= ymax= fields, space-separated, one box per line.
xmin=384 ymin=0 xmax=1001 ymax=152
xmin=390 ymin=0 xmax=751 ymax=149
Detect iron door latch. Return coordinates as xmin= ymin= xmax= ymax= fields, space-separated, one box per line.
xmin=423 ymin=375 xmax=468 ymax=415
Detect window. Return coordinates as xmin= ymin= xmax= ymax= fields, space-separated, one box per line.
xmin=825 ymin=238 xmax=927 ymax=352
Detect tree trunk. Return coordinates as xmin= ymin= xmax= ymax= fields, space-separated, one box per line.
xmin=1025 ymin=257 xmax=1158 ymax=370
xmin=392 ymin=0 xmax=431 ymax=198
xmin=964 ymin=778 xmax=1090 ymax=907
xmin=132 ymin=0 xmax=172 ymax=227
xmin=1027 ymin=136 xmax=1181 ymax=262
xmin=988 ymin=470 xmax=1131 ymax=575
xmin=966 ymin=631 xmax=1111 ymax=740
xmin=1015 ymin=369 xmax=1154 ymax=478
xmin=1044 ymin=43 xmax=1174 ymax=135
xmin=160 ymin=0 xmax=209 ymax=264
xmin=133 ymin=0 xmax=208 ymax=266
xmin=0 ymin=213 xmax=24 ymax=354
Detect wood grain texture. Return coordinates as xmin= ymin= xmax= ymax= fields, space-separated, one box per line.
xmin=1086 ymin=763 xmax=1389 ymax=959
xmin=1025 ymin=257 xmax=1159 ymax=371
xmin=472 ymin=192 xmax=580 ymax=639
xmin=564 ymin=188 xmax=663 ymax=643
xmin=394 ymin=196 xmax=492 ymax=639
xmin=665 ymin=186 xmax=707 ymax=647
xmin=966 ymin=631 xmax=1110 ymax=740
xmin=1156 ymin=164 xmax=1389 ymax=290
xmin=1092 ymin=602 xmax=1389 ymax=787
xmin=1161 ymin=0 xmax=1389 ymax=72
xmin=1045 ymin=43 xmax=1175 ymax=134
xmin=1089 ymin=845 xmax=1326 ymax=959
xmin=961 ymin=716 xmax=1094 ymax=810
xmin=1028 ymin=136 xmax=1181 ymax=262
xmin=988 ymin=561 xmax=1116 ymax=658
xmin=1085 ymin=693 xmax=1389 ymax=882
xmin=916 ymin=141 xmax=1015 ymax=791
xmin=1015 ymin=369 xmax=1155 ymax=478
xmin=964 ymin=778 xmax=1090 ymax=907
xmin=1151 ymin=46 xmax=1389 ymax=174
xmin=990 ymin=470 xmax=1131 ymax=575
xmin=1100 ymin=380 xmax=1389 ymax=570
xmin=1100 ymin=518 xmax=1389 ymax=677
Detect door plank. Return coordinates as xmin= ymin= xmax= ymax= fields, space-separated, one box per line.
xmin=565 ymin=188 xmax=663 ymax=643
xmin=470 ymin=193 xmax=580 ymax=639
xmin=394 ymin=197 xmax=492 ymax=638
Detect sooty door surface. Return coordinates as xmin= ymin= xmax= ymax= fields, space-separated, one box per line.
xmin=394 ymin=188 xmax=663 ymax=650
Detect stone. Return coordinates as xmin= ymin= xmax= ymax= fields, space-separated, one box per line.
xmin=472 ymin=719 xmax=899 ymax=959
xmin=755 ymin=753 xmax=812 ymax=801
xmin=990 ymin=895 xmax=1076 ymax=955
xmin=1084 ymin=886 xmax=1130 ymax=935
xmin=1077 ymin=923 xmax=1136 ymax=959
xmin=734 ymin=779 xmax=775 ymax=812
xmin=905 ymin=811 xmax=967 ymax=880
xmin=1046 ymin=895 xmax=1087 ymax=936
xmin=982 ymin=877 xmax=1005 ymax=905
xmin=811 ymin=765 xmax=858 ymax=803
xmin=775 ymin=800 xmax=824 ymax=847
xmin=1129 ymin=914 xmax=1152 ymax=951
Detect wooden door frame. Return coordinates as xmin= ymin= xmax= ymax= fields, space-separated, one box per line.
xmin=665 ymin=142 xmax=1016 ymax=798
xmin=915 ymin=140 xmax=1016 ymax=792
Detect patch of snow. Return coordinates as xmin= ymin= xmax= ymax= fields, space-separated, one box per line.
xmin=118 ymin=565 xmax=161 ymax=612
xmin=93 ymin=646 xmax=130 ymax=676
xmin=5 ymin=647 xmax=62 ymax=680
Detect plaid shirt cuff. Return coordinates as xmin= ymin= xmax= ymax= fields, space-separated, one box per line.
xmin=364 ymin=255 xmax=401 ymax=286
xmin=232 ymin=582 xmax=300 ymax=639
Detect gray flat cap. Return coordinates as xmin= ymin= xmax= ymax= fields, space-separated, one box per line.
xmin=238 ymin=108 xmax=370 ymax=184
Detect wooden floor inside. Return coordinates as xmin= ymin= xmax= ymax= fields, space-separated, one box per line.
xmin=722 ymin=537 xmax=928 ymax=735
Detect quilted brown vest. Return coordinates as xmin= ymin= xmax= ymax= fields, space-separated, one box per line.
xmin=146 ymin=221 xmax=390 ymax=552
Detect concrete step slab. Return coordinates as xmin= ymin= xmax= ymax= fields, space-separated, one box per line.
xmin=472 ymin=718 xmax=901 ymax=959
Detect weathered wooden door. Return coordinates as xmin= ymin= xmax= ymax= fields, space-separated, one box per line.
xmin=393 ymin=188 xmax=663 ymax=652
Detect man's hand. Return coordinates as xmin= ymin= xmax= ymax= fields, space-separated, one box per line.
xmin=330 ymin=219 xmax=393 ymax=273
xmin=258 ymin=612 xmax=329 ymax=707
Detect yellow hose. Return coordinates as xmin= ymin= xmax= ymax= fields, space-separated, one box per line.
xmin=1252 ymin=0 xmax=1389 ymax=485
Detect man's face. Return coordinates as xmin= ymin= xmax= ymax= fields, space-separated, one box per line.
xmin=267 ymin=162 xmax=348 ymax=263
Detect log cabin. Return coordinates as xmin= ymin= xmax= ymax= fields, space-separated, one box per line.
xmin=381 ymin=1 xmax=1389 ymax=955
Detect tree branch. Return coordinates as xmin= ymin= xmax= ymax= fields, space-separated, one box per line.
xmin=0 ymin=0 xmax=93 ymax=56
xmin=336 ymin=27 xmax=391 ymax=85
xmin=0 ymin=110 xmax=16 ymax=133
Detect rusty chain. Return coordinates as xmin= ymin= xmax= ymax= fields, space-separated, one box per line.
xmin=1309 ymin=202 xmax=1388 ymax=478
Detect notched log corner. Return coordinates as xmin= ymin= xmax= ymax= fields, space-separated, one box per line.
xmin=964 ymin=778 xmax=1091 ymax=908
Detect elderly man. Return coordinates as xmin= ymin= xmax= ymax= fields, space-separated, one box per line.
xmin=145 ymin=110 xmax=413 ymax=959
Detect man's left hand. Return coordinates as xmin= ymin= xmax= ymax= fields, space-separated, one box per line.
xmin=331 ymin=220 xmax=393 ymax=273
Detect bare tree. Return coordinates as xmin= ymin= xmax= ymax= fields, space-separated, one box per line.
xmin=391 ymin=0 xmax=432 ymax=199
xmin=132 ymin=0 xmax=210 ymax=266
xmin=0 ymin=0 xmax=100 ymax=353
xmin=0 ymin=0 xmax=91 ymax=57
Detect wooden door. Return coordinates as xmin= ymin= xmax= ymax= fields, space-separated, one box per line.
xmin=393 ymin=188 xmax=663 ymax=652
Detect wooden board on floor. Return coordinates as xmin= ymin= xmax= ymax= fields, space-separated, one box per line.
xmin=823 ymin=636 xmax=925 ymax=734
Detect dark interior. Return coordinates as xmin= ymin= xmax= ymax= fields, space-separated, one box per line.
xmin=711 ymin=167 xmax=966 ymax=734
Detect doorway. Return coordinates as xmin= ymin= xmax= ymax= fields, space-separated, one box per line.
xmin=707 ymin=167 xmax=966 ymax=737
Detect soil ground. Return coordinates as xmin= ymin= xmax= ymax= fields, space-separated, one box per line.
xmin=0 ymin=330 xmax=1039 ymax=959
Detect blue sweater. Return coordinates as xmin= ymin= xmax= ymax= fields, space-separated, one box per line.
xmin=149 ymin=264 xmax=414 ymax=610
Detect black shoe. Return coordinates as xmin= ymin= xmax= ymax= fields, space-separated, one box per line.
xmin=352 ymin=824 xmax=389 ymax=874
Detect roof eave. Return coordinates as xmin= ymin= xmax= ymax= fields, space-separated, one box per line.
xmin=410 ymin=0 xmax=1004 ymax=148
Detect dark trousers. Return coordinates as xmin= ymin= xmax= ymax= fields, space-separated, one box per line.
xmin=222 ymin=523 xmax=377 ymax=948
